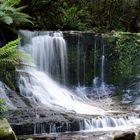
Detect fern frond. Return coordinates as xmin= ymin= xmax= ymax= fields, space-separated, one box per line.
xmin=0 ymin=38 xmax=30 ymax=67
xmin=0 ymin=0 xmax=32 ymax=25
xmin=2 ymin=38 xmax=20 ymax=49
xmin=16 ymin=6 xmax=27 ymax=12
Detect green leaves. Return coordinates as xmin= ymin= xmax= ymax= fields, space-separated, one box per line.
xmin=1 ymin=16 xmax=13 ymax=25
xmin=59 ymin=3 xmax=91 ymax=30
xmin=0 ymin=38 xmax=29 ymax=89
xmin=0 ymin=38 xmax=28 ymax=67
xmin=107 ymin=32 xmax=140 ymax=83
xmin=0 ymin=98 xmax=7 ymax=118
xmin=0 ymin=0 xmax=32 ymax=26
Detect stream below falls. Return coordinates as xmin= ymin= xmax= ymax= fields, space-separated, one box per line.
xmin=1 ymin=31 xmax=140 ymax=139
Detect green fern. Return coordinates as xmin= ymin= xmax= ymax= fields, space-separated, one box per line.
xmin=0 ymin=38 xmax=29 ymax=89
xmin=0 ymin=98 xmax=7 ymax=118
xmin=0 ymin=0 xmax=32 ymax=25
xmin=0 ymin=38 xmax=29 ymax=67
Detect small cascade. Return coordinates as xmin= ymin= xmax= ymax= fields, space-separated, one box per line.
xmin=34 ymin=123 xmax=46 ymax=134
xmin=101 ymin=41 xmax=105 ymax=91
xmin=34 ymin=114 xmax=57 ymax=134
xmin=80 ymin=115 xmax=140 ymax=131
xmin=75 ymin=34 xmax=87 ymax=97
xmin=74 ymin=33 xmax=88 ymax=97
xmin=0 ymin=81 xmax=16 ymax=109
xmin=92 ymin=35 xmax=112 ymax=98
xmin=27 ymin=115 xmax=140 ymax=135
xmin=66 ymin=122 xmax=71 ymax=132
xmin=49 ymin=123 xmax=56 ymax=133
xmin=34 ymin=114 xmax=46 ymax=134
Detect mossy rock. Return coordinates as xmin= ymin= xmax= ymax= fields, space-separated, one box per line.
xmin=113 ymin=132 xmax=135 ymax=140
xmin=136 ymin=131 xmax=140 ymax=140
xmin=0 ymin=118 xmax=17 ymax=140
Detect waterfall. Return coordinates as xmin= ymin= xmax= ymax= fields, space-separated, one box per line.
xmin=17 ymin=31 xmax=140 ymax=134
xmin=93 ymin=36 xmax=98 ymax=88
xmin=19 ymin=31 xmax=105 ymax=115
xmin=101 ymin=40 xmax=105 ymax=91
xmin=5 ymin=30 xmax=139 ymax=135
xmin=25 ymin=33 xmax=68 ymax=85
xmin=32 ymin=115 xmax=140 ymax=134
xmin=0 ymin=81 xmax=16 ymax=109
xmin=92 ymin=35 xmax=112 ymax=97
xmin=80 ymin=115 xmax=140 ymax=131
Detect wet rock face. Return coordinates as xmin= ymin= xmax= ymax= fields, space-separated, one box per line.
xmin=7 ymin=108 xmax=83 ymax=135
xmin=113 ymin=132 xmax=135 ymax=140
xmin=11 ymin=119 xmax=81 ymax=135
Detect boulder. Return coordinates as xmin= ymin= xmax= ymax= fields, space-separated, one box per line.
xmin=113 ymin=132 xmax=135 ymax=140
xmin=0 ymin=118 xmax=17 ymax=140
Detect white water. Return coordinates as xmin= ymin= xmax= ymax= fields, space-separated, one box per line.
xmin=0 ymin=82 xmax=16 ymax=109
xmin=33 ymin=115 xmax=140 ymax=134
xmin=19 ymin=31 xmax=105 ymax=115
xmin=93 ymin=37 xmax=98 ymax=88
xmin=81 ymin=116 xmax=140 ymax=131
xmin=26 ymin=33 xmax=67 ymax=85
xmin=101 ymin=42 xmax=105 ymax=91
xmin=92 ymin=38 xmax=112 ymax=97
xmin=19 ymin=68 xmax=105 ymax=115
xmin=19 ymin=31 xmax=140 ymax=133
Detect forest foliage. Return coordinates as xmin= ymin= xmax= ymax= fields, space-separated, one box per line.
xmin=0 ymin=98 xmax=7 ymax=118
xmin=0 ymin=0 xmax=31 ymax=46
xmin=106 ymin=32 xmax=140 ymax=85
xmin=20 ymin=0 xmax=140 ymax=32
xmin=0 ymin=0 xmax=30 ymax=115
xmin=0 ymin=0 xmax=139 ymax=44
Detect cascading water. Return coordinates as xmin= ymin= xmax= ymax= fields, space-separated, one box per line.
xmin=19 ymin=31 xmax=105 ymax=115
xmin=80 ymin=115 xmax=140 ymax=131
xmin=0 ymin=81 xmax=16 ymax=109
xmin=101 ymin=41 xmax=105 ymax=91
xmin=26 ymin=32 xmax=67 ymax=85
xmin=75 ymin=34 xmax=87 ymax=97
xmin=16 ymin=31 xmax=140 ymax=135
xmin=32 ymin=114 xmax=140 ymax=134
xmin=92 ymin=36 xmax=112 ymax=98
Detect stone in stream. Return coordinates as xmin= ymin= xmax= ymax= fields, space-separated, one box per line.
xmin=113 ymin=132 xmax=135 ymax=140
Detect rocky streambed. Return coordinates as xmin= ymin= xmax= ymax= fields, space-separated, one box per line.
xmin=2 ymin=89 xmax=140 ymax=139
xmin=1 ymin=85 xmax=140 ymax=140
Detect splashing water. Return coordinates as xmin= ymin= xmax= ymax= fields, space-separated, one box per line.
xmin=5 ymin=30 xmax=140 ymax=134
xmin=19 ymin=31 xmax=105 ymax=115
xmin=0 ymin=82 xmax=16 ymax=109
